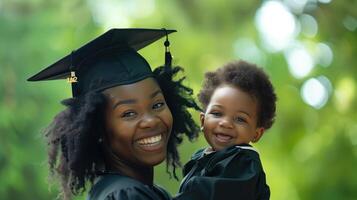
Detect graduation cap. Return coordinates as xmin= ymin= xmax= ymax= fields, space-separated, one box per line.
xmin=27 ymin=28 xmax=176 ymax=97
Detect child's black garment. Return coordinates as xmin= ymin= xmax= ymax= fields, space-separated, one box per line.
xmin=87 ymin=173 xmax=172 ymax=200
xmin=176 ymin=144 xmax=270 ymax=200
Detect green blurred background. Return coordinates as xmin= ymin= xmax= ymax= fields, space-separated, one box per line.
xmin=1 ymin=0 xmax=356 ymax=199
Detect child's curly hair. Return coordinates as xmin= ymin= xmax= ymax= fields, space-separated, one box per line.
xmin=198 ymin=60 xmax=277 ymax=129
xmin=45 ymin=65 xmax=200 ymax=200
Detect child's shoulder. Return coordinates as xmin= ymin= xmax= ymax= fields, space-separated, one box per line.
xmin=190 ymin=147 xmax=207 ymax=160
xmin=189 ymin=145 xmax=260 ymax=161
xmin=234 ymin=144 xmax=260 ymax=159
xmin=205 ymin=145 xmax=263 ymax=173
xmin=179 ymin=145 xmax=270 ymax=199
xmin=216 ymin=145 xmax=260 ymax=159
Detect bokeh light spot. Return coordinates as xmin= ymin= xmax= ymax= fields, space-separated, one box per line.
xmin=343 ymin=16 xmax=357 ymax=31
xmin=334 ymin=77 xmax=355 ymax=112
xmin=316 ymin=43 xmax=333 ymax=67
xmin=284 ymin=0 xmax=308 ymax=14
xmin=233 ymin=38 xmax=266 ymax=67
xmin=285 ymin=43 xmax=314 ymax=78
xmin=300 ymin=14 xmax=318 ymax=37
xmin=318 ymin=0 xmax=332 ymax=4
xmin=301 ymin=77 xmax=329 ymax=109
xmin=88 ymin=0 xmax=155 ymax=29
xmin=255 ymin=1 xmax=297 ymax=52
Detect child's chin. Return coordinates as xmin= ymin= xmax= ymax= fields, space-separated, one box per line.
xmin=211 ymin=144 xmax=229 ymax=151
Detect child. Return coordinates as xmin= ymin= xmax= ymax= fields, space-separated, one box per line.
xmin=176 ymin=60 xmax=277 ymax=200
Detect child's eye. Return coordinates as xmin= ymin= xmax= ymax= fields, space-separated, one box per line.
xmin=234 ymin=117 xmax=246 ymax=123
xmin=121 ymin=111 xmax=137 ymax=119
xmin=153 ymin=102 xmax=165 ymax=110
xmin=210 ymin=111 xmax=222 ymax=117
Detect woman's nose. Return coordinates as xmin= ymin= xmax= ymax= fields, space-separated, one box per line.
xmin=139 ymin=113 xmax=159 ymax=129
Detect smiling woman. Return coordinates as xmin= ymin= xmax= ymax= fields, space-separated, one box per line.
xmin=103 ymin=78 xmax=173 ymax=185
xmin=28 ymin=28 xmax=200 ymax=200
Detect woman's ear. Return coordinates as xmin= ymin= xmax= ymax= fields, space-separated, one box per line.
xmin=252 ymin=127 xmax=265 ymax=143
xmin=199 ymin=112 xmax=205 ymax=131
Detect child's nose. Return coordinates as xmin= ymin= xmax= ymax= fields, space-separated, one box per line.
xmin=218 ymin=118 xmax=233 ymax=129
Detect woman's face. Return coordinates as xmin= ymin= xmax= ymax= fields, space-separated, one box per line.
xmin=103 ymin=77 xmax=173 ymax=168
xmin=201 ymin=85 xmax=264 ymax=151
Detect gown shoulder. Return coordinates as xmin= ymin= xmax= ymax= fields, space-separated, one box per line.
xmin=177 ymin=145 xmax=270 ymax=200
xmin=87 ymin=174 xmax=172 ymax=200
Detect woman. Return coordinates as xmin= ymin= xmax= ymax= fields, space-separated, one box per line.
xmin=28 ymin=28 xmax=200 ymax=200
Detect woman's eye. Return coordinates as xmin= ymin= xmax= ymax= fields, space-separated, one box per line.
xmin=121 ymin=111 xmax=137 ymax=118
xmin=153 ymin=102 xmax=165 ymax=110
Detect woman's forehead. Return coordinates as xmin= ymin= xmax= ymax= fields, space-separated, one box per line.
xmin=104 ymin=78 xmax=161 ymax=100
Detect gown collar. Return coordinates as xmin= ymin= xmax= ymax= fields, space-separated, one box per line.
xmin=203 ymin=143 xmax=259 ymax=156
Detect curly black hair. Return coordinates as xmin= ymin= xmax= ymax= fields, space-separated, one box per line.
xmin=45 ymin=65 xmax=200 ymax=200
xmin=198 ymin=60 xmax=277 ymax=129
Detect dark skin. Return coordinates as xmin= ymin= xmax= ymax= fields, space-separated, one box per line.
xmin=102 ymin=78 xmax=173 ymax=185
xmin=200 ymin=85 xmax=264 ymax=151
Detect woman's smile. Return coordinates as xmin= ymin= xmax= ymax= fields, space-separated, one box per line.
xmin=135 ymin=133 xmax=165 ymax=152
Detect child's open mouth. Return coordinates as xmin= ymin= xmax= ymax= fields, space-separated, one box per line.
xmin=214 ymin=133 xmax=233 ymax=143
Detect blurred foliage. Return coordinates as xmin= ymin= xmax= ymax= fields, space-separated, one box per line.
xmin=0 ymin=0 xmax=356 ymax=199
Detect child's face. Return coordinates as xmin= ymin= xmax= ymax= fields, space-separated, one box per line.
xmin=200 ymin=85 xmax=264 ymax=151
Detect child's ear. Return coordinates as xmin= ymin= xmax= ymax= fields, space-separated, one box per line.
xmin=199 ymin=112 xmax=205 ymax=130
xmin=252 ymin=127 xmax=265 ymax=143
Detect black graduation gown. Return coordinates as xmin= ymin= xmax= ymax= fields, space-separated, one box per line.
xmin=175 ymin=145 xmax=270 ymax=200
xmin=87 ymin=173 xmax=172 ymax=200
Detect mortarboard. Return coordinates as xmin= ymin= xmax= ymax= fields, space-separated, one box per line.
xmin=27 ymin=28 xmax=176 ymax=97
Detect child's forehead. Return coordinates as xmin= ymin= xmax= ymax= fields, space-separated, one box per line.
xmin=209 ymin=85 xmax=257 ymax=106
xmin=213 ymin=84 xmax=250 ymax=96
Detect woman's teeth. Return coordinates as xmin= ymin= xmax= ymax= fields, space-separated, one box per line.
xmin=137 ymin=135 xmax=162 ymax=145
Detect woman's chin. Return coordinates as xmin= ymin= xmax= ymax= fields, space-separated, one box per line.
xmin=139 ymin=151 xmax=167 ymax=167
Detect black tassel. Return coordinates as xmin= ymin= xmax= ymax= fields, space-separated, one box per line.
xmin=163 ymin=29 xmax=172 ymax=70
xmin=165 ymin=49 xmax=172 ymax=67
